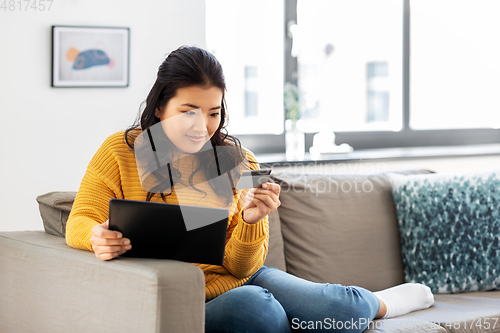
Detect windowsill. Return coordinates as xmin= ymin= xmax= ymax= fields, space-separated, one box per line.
xmin=256 ymin=143 xmax=500 ymax=166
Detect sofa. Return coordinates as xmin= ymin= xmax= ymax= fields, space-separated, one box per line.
xmin=1 ymin=169 xmax=500 ymax=333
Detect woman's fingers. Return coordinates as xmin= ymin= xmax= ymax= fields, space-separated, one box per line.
xmin=92 ymin=240 xmax=131 ymax=253
xmin=96 ymin=251 xmax=123 ymax=261
xmin=262 ymin=182 xmax=281 ymax=195
xmin=247 ymin=192 xmax=280 ymax=209
xmin=254 ymin=183 xmax=281 ymax=196
xmin=90 ymin=236 xmax=130 ymax=247
xmin=99 ymin=244 xmax=131 ymax=253
xmin=248 ymin=186 xmax=281 ymax=206
xmin=93 ymin=243 xmax=131 ymax=261
xmin=91 ymin=221 xmax=132 ymax=260
xmin=92 ymin=221 xmax=122 ymax=239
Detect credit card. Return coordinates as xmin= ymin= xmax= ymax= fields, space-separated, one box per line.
xmin=235 ymin=169 xmax=272 ymax=190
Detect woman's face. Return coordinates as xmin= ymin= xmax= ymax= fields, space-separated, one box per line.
xmin=156 ymin=85 xmax=223 ymax=154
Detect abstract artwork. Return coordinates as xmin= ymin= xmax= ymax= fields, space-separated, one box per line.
xmin=51 ymin=26 xmax=130 ymax=87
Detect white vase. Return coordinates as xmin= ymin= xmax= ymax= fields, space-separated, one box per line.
xmin=285 ymin=120 xmax=305 ymax=161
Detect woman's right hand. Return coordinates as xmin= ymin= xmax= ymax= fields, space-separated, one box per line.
xmin=90 ymin=220 xmax=132 ymax=260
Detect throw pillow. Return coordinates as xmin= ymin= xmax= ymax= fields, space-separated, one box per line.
xmin=36 ymin=191 xmax=77 ymax=237
xmin=389 ymin=170 xmax=500 ymax=293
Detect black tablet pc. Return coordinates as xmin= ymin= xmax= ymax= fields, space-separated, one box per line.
xmin=108 ymin=199 xmax=229 ymax=265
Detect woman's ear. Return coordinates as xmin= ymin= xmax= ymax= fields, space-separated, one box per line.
xmin=155 ymin=107 xmax=161 ymax=118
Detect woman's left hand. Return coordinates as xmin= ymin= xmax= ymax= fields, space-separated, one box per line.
xmin=242 ymin=182 xmax=281 ymax=224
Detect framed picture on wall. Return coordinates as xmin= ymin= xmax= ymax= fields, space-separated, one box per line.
xmin=51 ymin=25 xmax=130 ymax=87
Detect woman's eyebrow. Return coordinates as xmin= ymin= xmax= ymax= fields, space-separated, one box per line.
xmin=181 ymin=103 xmax=221 ymax=110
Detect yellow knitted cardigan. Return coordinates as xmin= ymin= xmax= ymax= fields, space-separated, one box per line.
xmin=65 ymin=130 xmax=269 ymax=301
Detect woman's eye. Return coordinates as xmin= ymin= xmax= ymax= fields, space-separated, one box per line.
xmin=211 ymin=112 xmax=220 ymax=117
xmin=183 ymin=111 xmax=196 ymax=115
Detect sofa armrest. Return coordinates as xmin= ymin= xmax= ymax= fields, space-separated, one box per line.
xmin=0 ymin=231 xmax=206 ymax=333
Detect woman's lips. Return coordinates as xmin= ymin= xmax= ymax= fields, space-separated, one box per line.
xmin=187 ymin=135 xmax=206 ymax=143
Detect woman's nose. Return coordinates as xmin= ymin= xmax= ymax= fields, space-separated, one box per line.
xmin=192 ymin=111 xmax=208 ymax=132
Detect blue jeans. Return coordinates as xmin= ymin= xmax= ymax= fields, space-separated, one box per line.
xmin=205 ymin=266 xmax=380 ymax=332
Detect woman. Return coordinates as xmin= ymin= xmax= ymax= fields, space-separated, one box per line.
xmin=66 ymin=46 xmax=434 ymax=332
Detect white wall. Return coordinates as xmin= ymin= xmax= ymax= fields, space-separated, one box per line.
xmin=0 ymin=0 xmax=206 ymax=231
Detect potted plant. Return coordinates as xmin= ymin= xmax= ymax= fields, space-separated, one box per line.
xmin=283 ymin=82 xmax=305 ymax=160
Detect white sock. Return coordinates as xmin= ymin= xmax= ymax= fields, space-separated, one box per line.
xmin=373 ymin=283 xmax=434 ymax=318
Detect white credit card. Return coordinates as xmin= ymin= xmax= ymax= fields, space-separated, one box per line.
xmin=235 ymin=169 xmax=272 ymax=190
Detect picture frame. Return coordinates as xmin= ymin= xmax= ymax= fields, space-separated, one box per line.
xmin=51 ymin=25 xmax=130 ymax=88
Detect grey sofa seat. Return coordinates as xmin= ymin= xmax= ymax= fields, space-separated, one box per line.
xmin=0 ymin=231 xmax=206 ymax=333
xmin=366 ymin=291 xmax=500 ymax=333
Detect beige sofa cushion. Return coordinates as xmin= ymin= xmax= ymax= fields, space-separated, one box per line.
xmin=36 ymin=191 xmax=77 ymax=237
xmin=263 ymin=209 xmax=287 ymax=271
xmin=273 ymin=170 xmax=432 ymax=292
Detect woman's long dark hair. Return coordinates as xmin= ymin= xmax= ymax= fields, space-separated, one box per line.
xmin=125 ymin=46 xmax=250 ymax=204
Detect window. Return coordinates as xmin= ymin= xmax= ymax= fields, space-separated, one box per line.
xmin=205 ymin=0 xmax=284 ymax=135
xmin=206 ymin=0 xmax=500 ymax=155
xmin=410 ymin=0 xmax=500 ymax=130
xmin=367 ymin=62 xmax=390 ymax=123
xmin=295 ymin=0 xmax=402 ymax=133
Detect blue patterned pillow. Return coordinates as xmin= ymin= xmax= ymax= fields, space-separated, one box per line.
xmin=389 ymin=170 xmax=500 ymax=293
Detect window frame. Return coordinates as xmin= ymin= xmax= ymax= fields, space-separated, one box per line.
xmin=234 ymin=0 xmax=500 ymax=155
